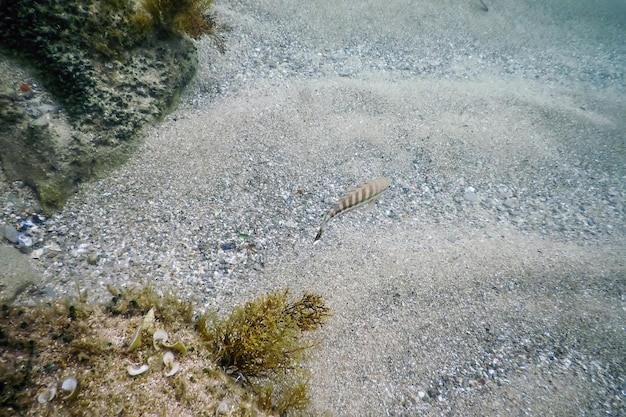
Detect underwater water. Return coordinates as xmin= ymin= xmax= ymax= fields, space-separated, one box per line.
xmin=3 ymin=0 xmax=624 ymax=416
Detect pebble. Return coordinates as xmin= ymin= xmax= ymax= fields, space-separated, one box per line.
xmin=463 ymin=190 xmax=479 ymax=203
xmin=16 ymin=234 xmax=33 ymax=253
xmin=47 ymin=242 xmax=62 ymax=252
xmin=503 ymin=198 xmax=518 ymax=209
xmin=31 ymin=113 xmax=51 ymax=127
xmin=1 ymin=223 xmax=19 ymax=244
xmin=220 ymin=242 xmax=236 ymax=251
xmin=216 ymin=400 xmax=229 ymax=415
xmin=87 ymin=253 xmax=99 ymax=265
xmin=337 ymin=56 xmax=362 ymax=77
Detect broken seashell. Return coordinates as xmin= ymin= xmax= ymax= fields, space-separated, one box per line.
xmin=153 ymin=329 xmax=168 ymax=349
xmin=216 ymin=399 xmax=229 ymax=415
xmin=37 ymin=385 xmax=57 ymax=403
xmin=142 ymin=307 xmax=155 ymax=330
xmin=126 ymin=325 xmax=142 ymax=352
xmin=162 ymin=351 xmax=180 ymax=377
xmin=165 ymin=360 xmax=180 ymax=377
xmin=162 ymin=340 xmax=187 ymax=354
xmin=60 ymin=376 xmax=79 ymax=401
xmin=127 ymin=363 xmax=150 ymax=376
xmin=162 ymin=351 xmax=175 ymax=366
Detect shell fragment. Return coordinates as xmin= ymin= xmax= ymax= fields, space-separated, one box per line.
xmin=60 ymin=376 xmax=79 ymax=400
xmin=162 ymin=351 xmax=180 ymax=377
xmin=37 ymin=385 xmax=57 ymax=404
xmin=162 ymin=340 xmax=187 ymax=354
xmin=153 ymin=329 xmax=168 ymax=349
xmin=126 ymin=325 xmax=142 ymax=352
xmin=127 ymin=363 xmax=150 ymax=376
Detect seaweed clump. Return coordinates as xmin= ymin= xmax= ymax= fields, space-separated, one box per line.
xmin=200 ymin=290 xmax=331 ymax=415
xmin=0 ymin=286 xmax=329 ymax=416
xmin=134 ymin=0 xmax=221 ymax=41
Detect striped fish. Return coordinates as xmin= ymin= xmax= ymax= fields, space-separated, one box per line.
xmin=314 ymin=177 xmax=392 ymax=242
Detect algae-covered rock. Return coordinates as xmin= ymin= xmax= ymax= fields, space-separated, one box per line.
xmin=0 ymin=245 xmax=41 ymax=303
xmin=0 ymin=0 xmax=203 ymax=212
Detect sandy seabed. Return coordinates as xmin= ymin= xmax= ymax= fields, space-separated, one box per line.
xmin=8 ymin=0 xmax=626 ymax=415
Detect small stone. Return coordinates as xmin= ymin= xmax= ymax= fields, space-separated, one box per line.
xmin=427 ymin=387 xmax=439 ymax=398
xmin=283 ymin=219 xmax=297 ymax=228
xmin=337 ymin=57 xmax=362 ymax=77
xmin=463 ymin=190 xmax=479 ymax=203
xmin=504 ymin=198 xmax=518 ymax=209
xmin=31 ymin=113 xmax=51 ymax=127
xmin=37 ymin=104 xmax=60 ymax=114
xmin=1 ymin=224 xmax=19 ymax=244
xmin=87 ymin=253 xmax=99 ymax=265
xmin=220 ymin=242 xmax=236 ymax=251
xmin=336 ymin=68 xmax=352 ymax=77
xmin=17 ymin=233 xmax=33 ymax=248
xmin=47 ymin=243 xmax=62 ymax=252
xmin=0 ymin=246 xmax=41 ymax=303
xmin=216 ymin=400 xmax=229 ymax=415
xmin=17 ymin=234 xmax=33 ymax=253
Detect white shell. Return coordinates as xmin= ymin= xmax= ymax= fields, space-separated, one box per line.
xmin=153 ymin=329 xmax=168 ymax=349
xmin=61 ymin=376 xmax=78 ymax=392
xmin=142 ymin=307 xmax=155 ymax=330
xmin=126 ymin=325 xmax=142 ymax=352
xmin=127 ymin=363 xmax=150 ymax=376
xmin=162 ymin=351 xmax=175 ymax=366
xmin=162 ymin=351 xmax=180 ymax=377
xmin=60 ymin=376 xmax=79 ymax=400
xmin=37 ymin=386 xmax=56 ymax=403
xmin=165 ymin=361 xmax=180 ymax=377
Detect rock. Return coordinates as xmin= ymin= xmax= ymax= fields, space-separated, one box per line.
xmin=31 ymin=113 xmax=51 ymax=127
xmin=0 ymin=3 xmax=199 ymax=213
xmin=0 ymin=245 xmax=42 ymax=303
xmin=337 ymin=56 xmax=363 ymax=77
xmin=16 ymin=234 xmax=33 ymax=254
xmin=216 ymin=400 xmax=229 ymax=415
xmin=87 ymin=253 xmax=99 ymax=265
xmin=504 ymin=198 xmax=518 ymax=209
xmin=463 ymin=189 xmax=479 ymax=203
xmin=0 ymin=223 xmax=19 ymax=244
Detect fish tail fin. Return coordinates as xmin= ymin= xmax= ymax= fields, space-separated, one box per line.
xmin=314 ymin=227 xmax=324 ymax=242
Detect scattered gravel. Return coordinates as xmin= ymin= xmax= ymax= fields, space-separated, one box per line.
xmin=2 ymin=0 xmax=625 ymax=416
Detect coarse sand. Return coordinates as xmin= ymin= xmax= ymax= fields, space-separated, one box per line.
xmin=6 ymin=0 xmax=626 ymax=415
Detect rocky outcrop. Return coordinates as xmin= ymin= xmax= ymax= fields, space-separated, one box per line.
xmin=0 ymin=1 xmax=200 ymax=213
xmin=0 ymin=244 xmax=41 ymax=303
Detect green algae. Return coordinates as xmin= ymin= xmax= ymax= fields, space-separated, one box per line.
xmin=199 ymin=289 xmax=331 ymax=415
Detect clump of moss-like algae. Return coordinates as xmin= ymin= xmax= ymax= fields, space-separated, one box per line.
xmin=0 ymin=286 xmax=329 ymax=416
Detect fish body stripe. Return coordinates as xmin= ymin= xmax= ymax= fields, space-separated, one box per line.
xmin=315 ymin=177 xmax=391 ymax=241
